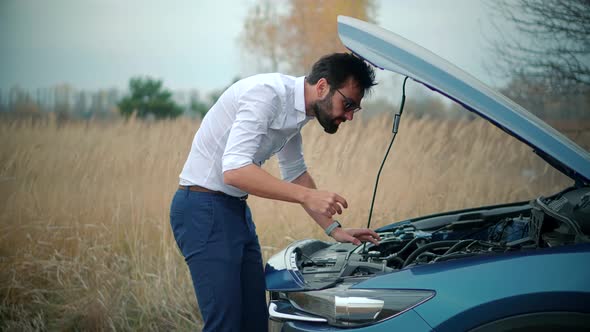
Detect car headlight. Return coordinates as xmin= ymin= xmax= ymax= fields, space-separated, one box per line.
xmin=286 ymin=286 xmax=434 ymax=327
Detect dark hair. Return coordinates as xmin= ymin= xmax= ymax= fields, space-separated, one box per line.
xmin=306 ymin=53 xmax=377 ymax=95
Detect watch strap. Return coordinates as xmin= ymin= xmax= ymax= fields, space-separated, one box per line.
xmin=325 ymin=220 xmax=342 ymax=236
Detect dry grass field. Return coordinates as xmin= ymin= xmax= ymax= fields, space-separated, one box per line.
xmin=1 ymin=113 xmax=588 ymax=330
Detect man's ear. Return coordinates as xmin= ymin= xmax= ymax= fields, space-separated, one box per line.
xmin=316 ymin=78 xmax=329 ymax=98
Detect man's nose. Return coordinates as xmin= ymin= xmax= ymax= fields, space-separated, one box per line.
xmin=345 ymin=111 xmax=354 ymax=121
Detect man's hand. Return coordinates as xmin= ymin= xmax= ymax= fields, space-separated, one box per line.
xmin=301 ymin=190 xmax=348 ymax=218
xmin=293 ymin=172 xmax=377 ymax=246
xmin=330 ymin=227 xmax=381 ymax=246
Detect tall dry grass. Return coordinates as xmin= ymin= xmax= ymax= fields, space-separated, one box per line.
xmin=0 ymin=114 xmax=587 ymax=330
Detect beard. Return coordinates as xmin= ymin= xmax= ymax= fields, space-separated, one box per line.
xmin=312 ymin=93 xmax=345 ymax=134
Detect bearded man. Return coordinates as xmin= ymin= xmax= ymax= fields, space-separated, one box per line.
xmin=170 ymin=53 xmax=381 ymax=332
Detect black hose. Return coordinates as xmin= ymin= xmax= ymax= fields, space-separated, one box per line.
xmin=434 ymin=253 xmax=477 ymax=262
xmin=386 ymin=256 xmax=405 ymax=268
xmin=444 ymin=239 xmax=476 ymax=255
xmin=402 ymin=240 xmax=460 ymax=268
xmin=415 ymin=252 xmax=438 ymax=261
xmin=384 ymin=236 xmax=427 ymax=262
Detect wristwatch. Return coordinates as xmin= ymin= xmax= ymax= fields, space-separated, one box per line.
xmin=325 ymin=220 xmax=342 ymax=236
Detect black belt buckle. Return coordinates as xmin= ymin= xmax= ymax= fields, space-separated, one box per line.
xmin=239 ymin=194 xmax=248 ymax=201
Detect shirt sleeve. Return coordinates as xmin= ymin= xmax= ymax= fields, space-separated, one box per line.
xmin=222 ymin=84 xmax=278 ymax=173
xmin=277 ymin=131 xmax=308 ymax=182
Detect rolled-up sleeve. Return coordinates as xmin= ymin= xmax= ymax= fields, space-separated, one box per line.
xmin=277 ymin=132 xmax=307 ymax=182
xmin=222 ymin=85 xmax=278 ymax=173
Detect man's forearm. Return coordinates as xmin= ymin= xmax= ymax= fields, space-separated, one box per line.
xmin=226 ymin=165 xmax=347 ymax=219
xmin=291 ymin=171 xmax=317 ymax=190
xmin=224 ymin=164 xmax=311 ymax=203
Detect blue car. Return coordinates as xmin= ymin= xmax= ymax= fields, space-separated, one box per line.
xmin=265 ymin=16 xmax=590 ymax=331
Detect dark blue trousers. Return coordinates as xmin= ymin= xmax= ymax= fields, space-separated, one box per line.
xmin=170 ymin=189 xmax=268 ymax=332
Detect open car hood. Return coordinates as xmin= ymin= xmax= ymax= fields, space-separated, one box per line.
xmin=338 ymin=16 xmax=590 ymax=185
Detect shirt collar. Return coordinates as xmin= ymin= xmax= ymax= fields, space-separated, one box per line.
xmin=294 ymin=76 xmax=308 ymax=123
xmin=293 ymin=76 xmax=314 ymax=126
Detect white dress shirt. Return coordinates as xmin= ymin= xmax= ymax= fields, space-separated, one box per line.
xmin=179 ymin=74 xmax=314 ymax=197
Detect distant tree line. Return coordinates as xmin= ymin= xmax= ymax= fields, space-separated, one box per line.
xmin=0 ymin=85 xmax=120 ymax=118
xmin=0 ymin=77 xmax=238 ymax=121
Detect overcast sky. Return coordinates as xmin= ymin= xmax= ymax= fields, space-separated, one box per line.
xmin=0 ymin=0 xmax=502 ymax=95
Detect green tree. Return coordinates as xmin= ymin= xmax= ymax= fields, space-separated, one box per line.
xmin=118 ymin=77 xmax=182 ymax=119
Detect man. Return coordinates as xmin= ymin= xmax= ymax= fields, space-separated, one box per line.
xmin=170 ymin=53 xmax=381 ymax=332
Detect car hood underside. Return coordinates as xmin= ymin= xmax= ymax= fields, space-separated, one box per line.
xmin=337 ymin=15 xmax=590 ymax=185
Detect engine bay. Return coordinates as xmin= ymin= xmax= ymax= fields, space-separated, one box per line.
xmin=293 ymin=187 xmax=590 ymax=285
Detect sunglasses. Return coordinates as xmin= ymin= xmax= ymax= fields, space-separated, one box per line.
xmin=335 ymin=89 xmax=361 ymax=113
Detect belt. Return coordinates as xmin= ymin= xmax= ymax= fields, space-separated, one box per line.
xmin=178 ymin=185 xmax=248 ymax=201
